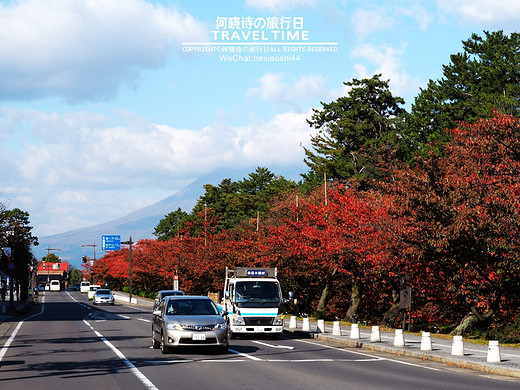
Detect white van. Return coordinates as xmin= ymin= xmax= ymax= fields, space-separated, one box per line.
xmin=80 ymin=281 xmax=91 ymax=293
xmin=50 ymin=280 xmax=61 ymax=291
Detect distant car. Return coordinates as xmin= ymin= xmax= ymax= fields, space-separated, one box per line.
xmin=87 ymin=285 xmax=101 ymax=300
xmin=73 ymin=283 xmax=81 ymax=291
xmin=152 ymin=295 xmax=229 ymax=354
xmin=153 ymin=290 xmax=185 ymax=311
xmin=37 ymin=284 xmax=45 ymax=292
xmin=80 ymin=281 xmax=91 ymax=293
xmin=93 ymin=289 xmax=114 ymax=305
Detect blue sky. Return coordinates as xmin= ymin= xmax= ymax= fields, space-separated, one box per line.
xmin=1 ymin=0 xmax=519 ymax=239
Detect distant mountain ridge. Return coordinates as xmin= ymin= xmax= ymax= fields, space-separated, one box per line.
xmin=34 ymin=166 xmax=303 ymax=268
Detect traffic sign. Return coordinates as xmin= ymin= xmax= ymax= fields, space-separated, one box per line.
xmin=102 ymin=235 xmax=121 ymax=251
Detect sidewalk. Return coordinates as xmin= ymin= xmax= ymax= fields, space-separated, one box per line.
xmin=283 ymin=317 xmax=520 ymax=379
xmin=112 ymin=291 xmax=154 ymax=308
xmin=0 ymin=298 xmax=33 ymax=324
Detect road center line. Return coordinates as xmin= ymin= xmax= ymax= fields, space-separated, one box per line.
xmin=252 ymin=340 xmax=294 ymax=349
xmin=83 ymin=318 xmax=159 ymax=390
xmin=295 ymin=339 xmax=441 ymax=371
xmin=229 ymin=348 xmax=263 ymax=361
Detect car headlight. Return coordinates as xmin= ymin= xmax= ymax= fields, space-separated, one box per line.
xmin=233 ymin=316 xmax=245 ymax=326
xmin=213 ymin=322 xmax=227 ymax=330
xmin=166 ymin=322 xmax=182 ymax=330
xmin=273 ymin=315 xmax=283 ymax=326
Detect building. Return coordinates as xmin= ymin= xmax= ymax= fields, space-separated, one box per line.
xmin=36 ymin=262 xmax=69 ymax=289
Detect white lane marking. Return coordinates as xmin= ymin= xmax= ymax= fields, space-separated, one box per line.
xmin=296 ymin=339 xmax=441 ymax=371
xmin=138 ymin=318 xmax=151 ymax=323
xmin=229 ymin=348 xmax=263 ymax=361
xmin=252 ymin=340 xmax=294 ymax=350
xmin=265 ymin=358 xmax=382 ymax=362
xmin=120 ymin=315 xmax=130 ymax=319
xmin=83 ymin=319 xmax=158 ymax=390
xmin=0 ymin=296 xmax=45 ymax=363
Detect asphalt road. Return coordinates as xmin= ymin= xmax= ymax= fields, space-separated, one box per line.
xmin=0 ymin=291 xmax=519 ymax=390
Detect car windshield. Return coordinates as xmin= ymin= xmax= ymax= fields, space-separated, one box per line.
xmin=235 ymin=281 xmax=281 ymax=303
xmin=161 ymin=291 xmax=183 ymax=299
xmin=166 ymin=299 xmax=219 ymax=316
xmin=96 ymin=289 xmax=110 ymax=295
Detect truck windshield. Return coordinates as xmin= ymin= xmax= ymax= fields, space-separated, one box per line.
xmin=235 ymin=281 xmax=280 ymax=303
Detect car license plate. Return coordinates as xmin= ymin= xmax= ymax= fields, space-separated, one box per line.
xmin=192 ymin=333 xmax=206 ymax=341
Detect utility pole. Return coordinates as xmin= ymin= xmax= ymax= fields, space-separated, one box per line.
xmin=121 ymin=237 xmax=134 ymax=304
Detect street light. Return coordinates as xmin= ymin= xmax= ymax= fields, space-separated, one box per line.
xmin=46 ymin=247 xmax=61 ymax=284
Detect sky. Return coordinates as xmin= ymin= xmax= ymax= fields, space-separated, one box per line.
xmin=1 ymin=0 xmax=519 ymax=240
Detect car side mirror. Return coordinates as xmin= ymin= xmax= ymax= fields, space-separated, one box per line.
xmin=221 ymin=310 xmax=228 ymax=317
xmin=153 ymin=310 xmax=162 ymax=316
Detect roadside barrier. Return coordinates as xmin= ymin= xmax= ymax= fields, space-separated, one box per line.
xmin=420 ymin=331 xmax=432 ymax=351
xmin=332 ymin=321 xmax=342 ymax=336
xmin=487 ymin=340 xmax=501 ymax=363
xmin=302 ymin=317 xmax=310 ymax=331
xmin=289 ymin=315 xmax=297 ymax=329
xmin=451 ymin=335 xmax=465 ymax=356
xmin=350 ymin=323 xmax=360 ymax=339
xmin=370 ymin=325 xmax=381 ymax=342
xmin=394 ymin=329 xmax=405 ymax=347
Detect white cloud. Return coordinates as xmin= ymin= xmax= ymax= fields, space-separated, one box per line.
xmin=350 ymin=2 xmax=434 ymax=40
xmin=351 ymin=9 xmax=393 ymax=39
xmin=352 ymin=43 xmax=421 ymax=98
xmin=0 ymin=107 xmax=310 ymax=236
xmin=246 ymin=0 xmax=317 ymax=11
xmin=0 ymin=0 xmax=208 ymax=102
xmin=246 ymin=73 xmax=329 ymax=107
xmin=437 ymin=0 xmax=520 ymax=26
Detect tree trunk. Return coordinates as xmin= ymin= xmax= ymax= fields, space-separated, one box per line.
xmin=381 ymin=289 xmax=400 ymax=328
xmin=451 ymin=305 xmax=494 ymax=335
xmin=345 ymin=282 xmax=361 ymax=322
xmin=316 ymin=268 xmax=337 ymax=318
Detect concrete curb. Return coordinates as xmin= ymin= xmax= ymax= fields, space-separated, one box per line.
xmin=284 ymin=328 xmax=520 ymax=379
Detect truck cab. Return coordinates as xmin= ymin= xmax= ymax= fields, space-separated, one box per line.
xmin=223 ymin=267 xmax=284 ymax=336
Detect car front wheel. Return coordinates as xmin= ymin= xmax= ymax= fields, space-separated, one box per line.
xmin=160 ymin=332 xmax=170 ymax=354
xmin=152 ymin=330 xmax=160 ymax=349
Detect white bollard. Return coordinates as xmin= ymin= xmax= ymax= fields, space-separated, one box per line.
xmin=370 ymin=325 xmax=381 ymax=342
xmin=451 ymin=335 xmax=464 ymax=356
xmin=487 ymin=340 xmax=501 ymax=363
xmin=332 ymin=321 xmax=342 ymax=336
xmin=420 ymin=331 xmax=432 ymax=351
xmin=350 ymin=323 xmax=360 ymax=339
xmin=289 ymin=315 xmax=297 ymax=329
xmin=394 ymin=329 xmax=405 ymax=347
xmin=302 ymin=317 xmax=310 ymax=331
xmin=317 ymin=319 xmax=325 ymax=333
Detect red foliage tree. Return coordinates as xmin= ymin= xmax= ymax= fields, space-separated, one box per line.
xmin=384 ymin=112 xmax=520 ymax=333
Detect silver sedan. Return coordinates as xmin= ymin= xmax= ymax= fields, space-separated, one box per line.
xmin=152 ymin=296 xmax=229 ymax=354
xmin=93 ymin=289 xmax=115 ymax=305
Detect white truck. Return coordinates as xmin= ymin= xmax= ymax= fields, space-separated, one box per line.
xmin=222 ymin=267 xmax=284 ymax=336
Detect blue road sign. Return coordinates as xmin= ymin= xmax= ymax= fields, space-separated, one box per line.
xmin=102 ymin=235 xmax=121 ymax=251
